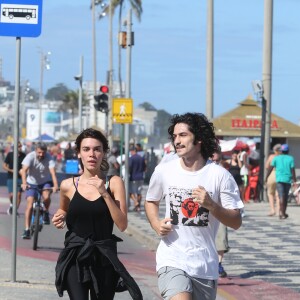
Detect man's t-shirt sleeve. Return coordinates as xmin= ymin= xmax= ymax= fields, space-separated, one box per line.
xmin=146 ymin=167 xmax=163 ymax=202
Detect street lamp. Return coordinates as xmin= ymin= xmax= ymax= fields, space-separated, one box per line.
xmin=252 ymin=80 xmax=266 ymax=202
xmin=38 ymin=50 xmax=51 ymax=141
xmin=74 ymin=55 xmax=84 ymax=133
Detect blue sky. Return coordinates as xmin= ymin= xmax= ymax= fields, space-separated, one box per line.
xmin=1 ymin=0 xmax=300 ymax=125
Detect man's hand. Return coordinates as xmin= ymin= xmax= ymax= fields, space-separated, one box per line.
xmin=52 ymin=186 xmax=59 ymax=193
xmin=153 ymin=218 xmax=173 ymax=236
xmin=21 ymin=183 xmax=28 ymax=192
xmin=192 ymin=186 xmax=214 ymax=210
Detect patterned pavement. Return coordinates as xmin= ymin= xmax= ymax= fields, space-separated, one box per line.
xmin=126 ymin=185 xmax=300 ymax=299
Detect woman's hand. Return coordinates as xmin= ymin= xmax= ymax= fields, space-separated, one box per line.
xmin=87 ymin=175 xmax=107 ymax=196
xmin=52 ymin=212 xmax=66 ymax=229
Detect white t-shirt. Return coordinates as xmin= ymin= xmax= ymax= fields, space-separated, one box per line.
xmin=146 ymin=159 xmax=244 ymax=279
xmin=240 ymin=151 xmax=249 ymax=175
xmin=22 ymin=151 xmax=55 ymax=185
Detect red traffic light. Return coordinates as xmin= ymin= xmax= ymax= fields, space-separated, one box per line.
xmin=100 ymin=85 xmax=109 ymax=93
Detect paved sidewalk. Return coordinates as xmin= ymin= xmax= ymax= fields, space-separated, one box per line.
xmin=126 ymin=189 xmax=300 ymax=300
xmin=1 ymin=184 xmax=300 ymax=299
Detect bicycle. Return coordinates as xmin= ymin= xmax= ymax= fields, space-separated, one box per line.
xmin=28 ymin=186 xmax=57 ymax=250
xmin=288 ymin=181 xmax=300 ymax=205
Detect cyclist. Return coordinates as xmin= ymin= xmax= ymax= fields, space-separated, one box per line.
xmin=21 ymin=142 xmax=59 ymax=239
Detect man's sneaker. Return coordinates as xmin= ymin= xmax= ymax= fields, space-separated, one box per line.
xmin=43 ymin=211 xmax=50 ymax=225
xmin=219 ymin=263 xmax=227 ymax=278
xmin=22 ymin=229 xmax=31 ymax=239
xmin=7 ymin=206 xmax=12 ymax=215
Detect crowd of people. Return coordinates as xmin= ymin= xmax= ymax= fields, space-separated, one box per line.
xmin=1 ymin=113 xmax=299 ymax=300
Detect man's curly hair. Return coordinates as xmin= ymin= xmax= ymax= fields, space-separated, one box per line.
xmin=167 ymin=113 xmax=220 ymax=160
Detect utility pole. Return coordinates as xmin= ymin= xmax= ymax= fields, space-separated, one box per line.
xmin=262 ymin=0 xmax=273 ymax=201
xmin=38 ymin=50 xmax=50 ymax=141
xmin=74 ymin=56 xmax=83 ymax=133
xmin=124 ymin=9 xmax=132 ymax=208
xmin=108 ymin=0 xmax=113 ymax=146
xmin=38 ymin=51 xmax=44 ymax=141
xmin=206 ymin=0 xmax=214 ymax=119
xmin=92 ymin=0 xmax=97 ymax=126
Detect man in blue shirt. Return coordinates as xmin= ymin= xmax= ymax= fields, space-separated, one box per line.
xmin=129 ymin=146 xmax=146 ymax=211
xmin=266 ymin=144 xmax=297 ymax=219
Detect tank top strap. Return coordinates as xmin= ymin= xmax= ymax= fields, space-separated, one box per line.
xmin=72 ymin=176 xmax=80 ymax=190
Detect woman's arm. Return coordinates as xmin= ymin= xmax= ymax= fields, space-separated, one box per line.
xmin=102 ymin=176 xmax=128 ymax=232
xmin=52 ymin=179 xmax=71 ymax=229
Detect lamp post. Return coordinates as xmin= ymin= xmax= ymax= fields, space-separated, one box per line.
xmin=74 ymin=55 xmax=84 ymax=133
xmin=252 ymin=80 xmax=266 ymax=202
xmin=38 ymin=50 xmax=51 ymax=141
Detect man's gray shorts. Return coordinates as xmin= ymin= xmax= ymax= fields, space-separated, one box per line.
xmin=157 ymin=266 xmax=217 ymax=300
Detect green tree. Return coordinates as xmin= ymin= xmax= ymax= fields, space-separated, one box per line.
xmin=45 ymin=83 xmax=69 ymax=101
xmin=138 ymin=102 xmax=156 ymax=111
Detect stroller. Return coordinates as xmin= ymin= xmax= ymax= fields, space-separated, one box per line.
xmin=288 ymin=180 xmax=300 ymax=205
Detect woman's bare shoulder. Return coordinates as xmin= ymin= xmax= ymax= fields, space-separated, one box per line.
xmin=108 ymin=176 xmax=125 ymax=191
xmin=60 ymin=177 xmax=76 ymax=191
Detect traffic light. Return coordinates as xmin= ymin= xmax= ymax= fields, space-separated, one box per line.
xmin=94 ymin=85 xmax=109 ymax=113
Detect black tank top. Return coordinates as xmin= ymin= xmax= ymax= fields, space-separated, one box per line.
xmin=66 ymin=177 xmax=114 ymax=241
xmin=228 ymin=160 xmax=243 ymax=185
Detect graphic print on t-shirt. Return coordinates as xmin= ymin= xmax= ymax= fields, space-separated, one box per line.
xmin=169 ymin=186 xmax=209 ymax=226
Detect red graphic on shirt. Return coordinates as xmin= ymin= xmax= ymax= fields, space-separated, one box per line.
xmin=181 ymin=198 xmax=199 ymax=218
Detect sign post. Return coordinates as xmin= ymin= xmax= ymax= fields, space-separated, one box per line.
xmin=0 ymin=0 xmax=43 ymax=283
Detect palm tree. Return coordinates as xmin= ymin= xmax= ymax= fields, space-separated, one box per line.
xmin=94 ymin=0 xmax=142 ymax=97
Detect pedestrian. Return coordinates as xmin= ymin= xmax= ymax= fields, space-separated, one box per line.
xmin=240 ymin=145 xmax=250 ymax=202
xmin=107 ymin=146 xmax=120 ymax=177
xmin=266 ymin=144 xmax=297 ymax=219
xmin=145 ymin=112 xmax=243 ymax=300
xmin=129 ymin=146 xmax=146 ymax=212
xmin=211 ymin=151 xmax=230 ymax=278
xmin=21 ymin=142 xmax=59 ymax=239
xmin=52 ymin=128 xmax=142 ymax=300
xmin=50 ymin=142 xmax=60 ymax=161
xmin=265 ymin=144 xmax=281 ymax=216
xmin=135 ymin=143 xmax=145 ymax=158
xmin=226 ymin=150 xmax=243 ymax=197
xmin=64 ymin=142 xmax=76 ymax=160
xmin=2 ymin=141 xmax=26 ymax=215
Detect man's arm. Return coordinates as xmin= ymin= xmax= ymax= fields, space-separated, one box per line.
xmin=209 ymin=204 xmax=242 ymax=230
xmin=292 ymin=168 xmax=297 ymax=184
xmin=192 ymin=186 xmax=242 ymax=230
xmin=49 ymin=167 xmax=59 ymax=192
xmin=21 ymin=165 xmax=29 ymax=190
xmin=144 ymin=200 xmax=172 ymax=236
xmin=2 ymin=162 xmax=12 ymax=173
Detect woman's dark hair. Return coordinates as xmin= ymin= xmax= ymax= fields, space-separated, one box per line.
xmin=75 ymin=128 xmax=109 ymax=172
xmin=167 ymin=113 xmax=219 ymax=160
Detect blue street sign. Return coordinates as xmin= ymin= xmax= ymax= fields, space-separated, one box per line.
xmin=0 ymin=0 xmax=42 ymax=37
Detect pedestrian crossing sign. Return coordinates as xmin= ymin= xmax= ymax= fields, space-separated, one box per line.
xmin=112 ymin=98 xmax=133 ymax=124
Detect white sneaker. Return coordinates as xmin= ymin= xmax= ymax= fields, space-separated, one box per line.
xmin=7 ymin=206 xmax=12 ymax=215
xmin=240 ymin=208 xmax=246 ymax=218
